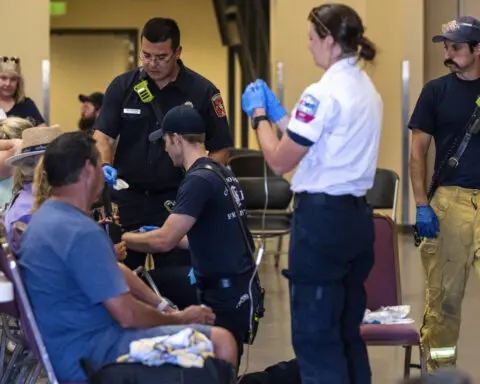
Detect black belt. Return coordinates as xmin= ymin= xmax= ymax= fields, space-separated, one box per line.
xmin=196 ymin=270 xmax=254 ymax=291
xmin=294 ymin=192 xmax=367 ymax=208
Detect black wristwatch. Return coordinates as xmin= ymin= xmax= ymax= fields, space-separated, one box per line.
xmin=252 ymin=115 xmax=269 ymax=130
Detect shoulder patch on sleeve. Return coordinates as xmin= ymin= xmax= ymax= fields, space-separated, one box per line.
xmin=295 ymin=94 xmax=320 ymax=123
xmin=211 ymin=93 xmax=226 ymax=118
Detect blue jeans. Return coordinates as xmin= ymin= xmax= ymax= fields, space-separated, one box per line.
xmin=287 ymin=193 xmax=374 ymax=384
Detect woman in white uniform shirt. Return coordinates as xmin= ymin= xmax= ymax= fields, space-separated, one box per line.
xmin=242 ymin=4 xmax=383 ymax=384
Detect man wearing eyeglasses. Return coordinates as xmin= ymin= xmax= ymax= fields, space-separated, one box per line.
xmin=93 ymin=18 xmax=233 ymax=308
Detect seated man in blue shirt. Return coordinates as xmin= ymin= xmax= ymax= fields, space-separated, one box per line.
xmin=18 ymin=132 xmax=237 ymax=382
xmin=122 ymin=105 xmax=261 ymax=363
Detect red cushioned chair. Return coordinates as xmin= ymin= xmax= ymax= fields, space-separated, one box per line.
xmin=361 ymin=213 xmax=426 ymax=378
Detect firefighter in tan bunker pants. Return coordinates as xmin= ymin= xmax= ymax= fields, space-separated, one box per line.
xmin=409 ymin=16 xmax=480 ymax=372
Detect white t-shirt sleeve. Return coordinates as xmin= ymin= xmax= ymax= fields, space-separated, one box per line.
xmin=287 ymin=86 xmax=339 ymax=147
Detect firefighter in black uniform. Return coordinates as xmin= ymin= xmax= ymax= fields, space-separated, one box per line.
xmin=93 ymin=17 xmax=233 ymax=308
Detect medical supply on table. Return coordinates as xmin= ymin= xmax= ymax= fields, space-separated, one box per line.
xmin=362 ymin=305 xmax=414 ymax=325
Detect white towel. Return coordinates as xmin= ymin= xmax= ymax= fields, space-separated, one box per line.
xmin=117 ymin=327 xmax=215 ymax=368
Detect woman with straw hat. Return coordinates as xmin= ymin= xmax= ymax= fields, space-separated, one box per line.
xmin=0 ymin=117 xmax=32 ymax=207
xmin=0 ymin=57 xmax=45 ymax=125
xmin=3 ymin=126 xmax=62 ymax=250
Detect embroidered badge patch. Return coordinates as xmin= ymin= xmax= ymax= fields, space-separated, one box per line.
xmin=295 ymin=94 xmax=320 ymax=123
xmin=211 ymin=93 xmax=226 ymax=118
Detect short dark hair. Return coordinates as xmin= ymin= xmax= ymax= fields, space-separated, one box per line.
xmin=44 ymin=132 xmax=99 ymax=188
xmin=166 ymin=133 xmax=205 ymax=145
xmin=468 ymin=41 xmax=480 ymax=53
xmin=308 ymin=4 xmax=376 ymax=62
xmin=141 ymin=18 xmax=181 ymax=50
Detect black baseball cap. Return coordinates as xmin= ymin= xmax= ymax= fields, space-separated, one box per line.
xmin=149 ymin=105 xmax=205 ymax=142
xmin=78 ymin=92 xmax=104 ymax=110
xmin=432 ymin=16 xmax=480 ymax=43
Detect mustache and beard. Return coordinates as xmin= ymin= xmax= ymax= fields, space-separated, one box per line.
xmin=78 ymin=116 xmax=96 ymax=133
xmin=444 ymin=58 xmax=460 ymax=70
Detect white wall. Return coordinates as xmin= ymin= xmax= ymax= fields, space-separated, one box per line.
xmin=4 ymin=0 xmax=50 ymax=119
xmin=463 ymin=0 xmax=480 ymax=17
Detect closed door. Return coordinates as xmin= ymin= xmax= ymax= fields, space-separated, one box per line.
xmin=50 ymin=34 xmax=131 ymax=131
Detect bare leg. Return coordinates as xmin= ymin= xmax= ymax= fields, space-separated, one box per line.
xmin=209 ymin=326 xmax=238 ymax=368
xmin=118 ymin=263 xmax=162 ymax=308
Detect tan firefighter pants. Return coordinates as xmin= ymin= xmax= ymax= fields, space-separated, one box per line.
xmin=420 ymin=186 xmax=480 ymax=372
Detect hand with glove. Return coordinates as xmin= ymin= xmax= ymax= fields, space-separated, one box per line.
xmin=102 ymin=164 xmax=117 ymax=186
xmin=255 ymin=79 xmax=287 ymax=123
xmin=188 ymin=268 xmax=196 ymax=285
xmin=415 ymin=205 xmax=440 ymax=239
xmin=242 ymin=82 xmax=267 ymax=118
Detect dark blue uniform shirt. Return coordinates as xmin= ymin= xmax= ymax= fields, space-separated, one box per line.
xmin=408 ymin=73 xmax=480 ymax=188
xmin=94 ymin=60 xmax=233 ymax=194
xmin=173 ymin=157 xmax=254 ymax=278
xmin=6 ymin=97 xmax=45 ymax=126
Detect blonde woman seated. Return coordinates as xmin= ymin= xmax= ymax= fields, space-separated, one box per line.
xmin=0 ymin=57 xmax=45 ymax=126
xmin=0 ymin=117 xmax=32 ymax=207
xmin=29 ymin=151 xmax=176 ymax=313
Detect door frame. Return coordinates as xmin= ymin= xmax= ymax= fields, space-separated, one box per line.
xmin=50 ymin=28 xmax=139 ymax=72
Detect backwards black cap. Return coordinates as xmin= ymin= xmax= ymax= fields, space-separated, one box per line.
xmin=149 ymin=105 xmax=205 ymax=142
xmin=78 ymin=92 xmax=104 ymax=110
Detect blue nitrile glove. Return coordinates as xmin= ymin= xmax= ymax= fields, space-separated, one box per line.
xmin=241 ymin=82 xmax=267 ymax=118
xmin=102 ymin=164 xmax=117 ymax=186
xmin=188 ymin=268 xmax=197 ymax=285
xmin=255 ymin=79 xmax=287 ymax=123
xmin=139 ymin=225 xmax=159 ymax=233
xmin=415 ymin=205 xmax=439 ymax=239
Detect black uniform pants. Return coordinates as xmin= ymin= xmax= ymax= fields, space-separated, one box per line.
xmin=239 ymin=359 xmax=301 ymax=384
xmin=114 ymin=188 xmax=198 ymax=309
xmin=198 ymin=274 xmax=260 ymax=366
xmin=286 ymin=193 xmax=374 ymax=384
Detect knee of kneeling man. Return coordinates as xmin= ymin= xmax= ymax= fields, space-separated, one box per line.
xmin=211 ymin=326 xmax=236 ymax=347
xmin=210 ymin=326 xmax=237 ymax=364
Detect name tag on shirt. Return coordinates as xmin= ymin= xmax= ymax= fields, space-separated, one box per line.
xmin=0 ymin=109 xmax=6 ymax=120
xmin=123 ymin=108 xmax=141 ymax=115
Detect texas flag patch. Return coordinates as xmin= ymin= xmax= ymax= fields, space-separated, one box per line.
xmin=295 ymin=94 xmax=319 ymax=123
